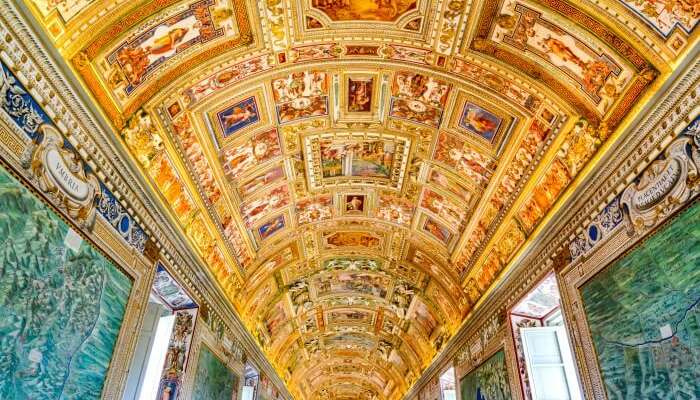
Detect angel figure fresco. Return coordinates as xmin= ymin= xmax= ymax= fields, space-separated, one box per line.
xmin=348 ymin=79 xmax=373 ymax=112
xmin=537 ymin=35 xmax=612 ymax=95
xmin=220 ymin=101 xmax=258 ymax=135
xmin=117 ymin=27 xmax=191 ymax=85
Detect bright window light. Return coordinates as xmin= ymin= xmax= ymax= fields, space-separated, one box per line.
xmin=242 ymin=385 xmax=255 ymax=400
xmin=138 ymin=314 xmax=176 ymax=400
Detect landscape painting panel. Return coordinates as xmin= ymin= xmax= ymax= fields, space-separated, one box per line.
xmin=581 ymin=201 xmax=700 ymax=399
xmin=0 ymin=164 xmax=132 ymax=399
xmin=191 ymin=345 xmax=237 ymax=400
xmin=320 ymin=140 xmax=395 ymax=178
xmin=460 ymin=350 xmax=512 ymax=400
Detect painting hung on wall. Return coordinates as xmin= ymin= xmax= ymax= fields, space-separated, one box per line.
xmin=460 ymin=350 xmax=512 ymax=400
xmin=459 ymin=102 xmax=503 ymax=142
xmin=217 ymin=97 xmax=260 ymax=138
xmin=581 ymin=201 xmax=700 ymax=399
xmin=0 ymin=163 xmax=132 ymax=399
xmin=311 ymin=0 xmax=418 ymax=21
xmin=347 ymin=77 xmax=374 ymax=112
xmin=191 ymin=345 xmax=237 ymax=400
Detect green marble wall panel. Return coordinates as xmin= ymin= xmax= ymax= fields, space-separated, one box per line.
xmin=581 ymin=201 xmax=700 ymax=399
xmin=0 ymin=163 xmax=132 ymax=399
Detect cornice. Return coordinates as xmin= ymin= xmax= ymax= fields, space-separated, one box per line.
xmin=0 ymin=2 xmax=292 ymax=397
xmin=403 ymin=46 xmax=700 ymax=399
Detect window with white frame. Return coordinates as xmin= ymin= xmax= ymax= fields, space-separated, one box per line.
xmin=520 ymin=313 xmax=582 ymax=400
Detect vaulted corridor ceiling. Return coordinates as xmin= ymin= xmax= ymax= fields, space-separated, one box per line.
xmin=20 ymin=0 xmax=695 ymax=397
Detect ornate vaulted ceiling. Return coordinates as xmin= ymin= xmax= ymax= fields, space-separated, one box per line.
xmin=22 ymin=0 xmax=697 ymax=398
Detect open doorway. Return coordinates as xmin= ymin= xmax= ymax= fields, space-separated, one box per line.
xmin=123 ymin=263 xmax=198 ymax=400
xmin=509 ymin=273 xmax=582 ymax=400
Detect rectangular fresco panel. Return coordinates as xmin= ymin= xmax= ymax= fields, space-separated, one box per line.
xmin=0 ymin=164 xmax=132 ymax=399
xmin=320 ymin=140 xmax=395 ymax=178
xmin=459 ymin=102 xmax=503 ymax=142
xmin=238 ymin=165 xmax=285 ymax=200
xmin=347 ymin=77 xmax=374 ymax=112
xmin=107 ymin=0 xmax=229 ymax=94
xmin=581 ymin=201 xmax=700 ymax=399
xmin=423 ymin=217 xmax=452 ymax=245
xmin=310 ymin=0 xmax=417 ymax=21
xmin=217 ymin=97 xmax=260 ymax=138
xmin=460 ymin=350 xmax=512 ymax=400
xmin=618 ymin=0 xmax=699 ymax=37
xmin=315 ymin=272 xmax=389 ymax=298
xmin=389 ymin=72 xmax=450 ymax=127
xmin=191 ymin=345 xmax=237 ymax=400
xmin=271 ymin=71 xmax=329 ymax=124
xmin=222 ymin=128 xmax=283 ymax=179
xmin=258 ymin=214 xmax=286 ymax=240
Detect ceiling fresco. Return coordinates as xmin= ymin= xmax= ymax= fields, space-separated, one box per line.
xmin=22 ymin=0 xmax=698 ymax=398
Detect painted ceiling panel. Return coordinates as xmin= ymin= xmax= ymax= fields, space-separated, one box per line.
xmin=21 ymin=0 xmax=698 ymax=397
